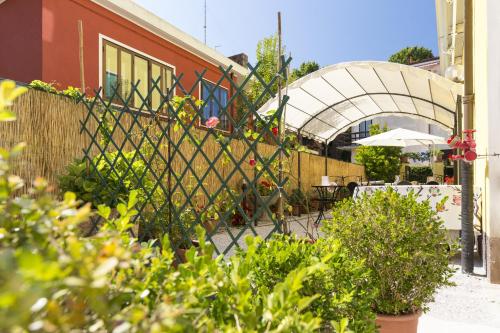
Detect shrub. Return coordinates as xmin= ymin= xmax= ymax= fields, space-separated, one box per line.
xmin=0 ymin=80 xmax=340 ymax=332
xmin=322 ymin=189 xmax=455 ymax=315
xmin=61 ymin=86 xmax=82 ymax=101
xmin=28 ymin=80 xmax=58 ymax=93
xmin=236 ymin=235 xmax=377 ymax=332
xmin=355 ymin=124 xmax=402 ymax=182
xmin=59 ymin=151 xmax=155 ymax=208
xmin=408 ymin=166 xmax=433 ymax=184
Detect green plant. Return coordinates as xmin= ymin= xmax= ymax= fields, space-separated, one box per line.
xmin=28 ymin=79 xmax=58 ymax=93
xmin=0 ymin=80 xmax=27 ymax=121
xmin=0 ymin=81 xmax=342 ymax=332
xmin=61 ymin=86 xmax=82 ymax=101
xmin=59 ymin=151 xmax=155 ymax=208
xmin=290 ymin=61 xmax=320 ymax=82
xmin=408 ymin=166 xmax=433 ymax=183
xmin=288 ymin=188 xmax=306 ymax=206
xmin=247 ymin=34 xmax=285 ymax=109
xmin=355 ymin=124 xmax=402 ymax=182
xmin=322 ymin=189 xmax=455 ymax=315
xmin=388 ymin=46 xmax=434 ymax=65
xmin=257 ymin=179 xmax=275 ymax=196
xmin=236 ymin=235 xmax=377 ymax=332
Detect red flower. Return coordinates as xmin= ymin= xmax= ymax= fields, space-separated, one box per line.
xmin=249 ymin=159 xmax=256 ymax=167
xmin=205 ymin=116 xmax=220 ymax=129
xmin=272 ymin=127 xmax=278 ymax=136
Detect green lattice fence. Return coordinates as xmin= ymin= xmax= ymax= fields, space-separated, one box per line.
xmin=79 ymin=59 xmax=292 ymax=257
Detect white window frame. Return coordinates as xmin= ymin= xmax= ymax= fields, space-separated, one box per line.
xmin=98 ymin=34 xmax=177 ymax=97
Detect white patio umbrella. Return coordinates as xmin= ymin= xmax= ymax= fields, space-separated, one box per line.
xmin=353 ymin=128 xmax=447 ymax=147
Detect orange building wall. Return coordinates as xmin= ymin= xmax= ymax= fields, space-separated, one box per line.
xmin=1 ymin=0 xmax=231 ymax=97
xmin=41 ymin=0 xmax=230 ymax=96
xmin=0 ymin=0 xmax=43 ymax=83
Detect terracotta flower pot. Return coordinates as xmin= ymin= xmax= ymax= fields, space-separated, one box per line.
xmin=202 ymin=219 xmax=218 ymax=234
xmin=376 ymin=311 xmax=421 ymax=333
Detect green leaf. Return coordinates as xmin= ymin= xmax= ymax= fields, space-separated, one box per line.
xmin=97 ymin=205 xmax=111 ymax=219
xmin=0 ymin=110 xmax=16 ymax=122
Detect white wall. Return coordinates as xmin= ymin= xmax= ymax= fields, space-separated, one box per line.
xmin=486 ymin=0 xmax=500 ymax=238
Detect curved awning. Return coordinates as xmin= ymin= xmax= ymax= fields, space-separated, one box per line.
xmin=258 ymin=61 xmax=463 ymax=143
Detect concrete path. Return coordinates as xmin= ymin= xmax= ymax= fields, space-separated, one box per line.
xmin=210 ymin=213 xmax=319 ymax=257
xmin=418 ymin=260 xmax=500 ymax=333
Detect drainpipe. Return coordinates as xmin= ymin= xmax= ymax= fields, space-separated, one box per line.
xmin=461 ymin=0 xmax=475 ymax=273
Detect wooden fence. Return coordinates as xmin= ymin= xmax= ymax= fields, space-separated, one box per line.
xmin=0 ymin=89 xmax=365 ymax=197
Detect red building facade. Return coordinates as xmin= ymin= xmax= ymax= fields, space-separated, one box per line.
xmin=0 ymin=0 xmax=248 ymax=102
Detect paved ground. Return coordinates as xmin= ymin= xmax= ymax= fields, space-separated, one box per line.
xmin=419 ymin=257 xmax=500 ymax=333
xmin=210 ymin=213 xmax=319 ymax=257
xmin=212 ymin=215 xmax=500 ymax=333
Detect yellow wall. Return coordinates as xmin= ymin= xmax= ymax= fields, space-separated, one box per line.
xmin=473 ymin=0 xmax=489 ymax=236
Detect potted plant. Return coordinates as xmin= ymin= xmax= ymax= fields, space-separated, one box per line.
xmin=322 ymin=188 xmax=455 ymax=333
xmin=257 ymin=179 xmax=278 ymax=221
xmin=170 ymin=208 xmax=198 ymax=262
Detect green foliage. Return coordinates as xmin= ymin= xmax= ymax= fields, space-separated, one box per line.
xmin=408 ymin=166 xmax=433 ymax=183
xmin=388 ymin=46 xmax=434 ymax=65
xmin=236 ymin=235 xmax=377 ymax=332
xmin=247 ymin=34 xmax=285 ymax=109
xmin=355 ymin=124 xmax=402 ymax=182
xmin=28 ymin=80 xmax=85 ymax=103
xmin=61 ymin=86 xmax=82 ymax=101
xmin=322 ymin=189 xmax=455 ymax=315
xmin=0 ymin=184 xmax=324 ymax=331
xmin=290 ymin=61 xmax=320 ymax=82
xmin=403 ymin=151 xmax=430 ymax=163
xmin=59 ymin=151 xmax=154 ymax=208
xmin=0 ymin=83 xmax=337 ymax=332
xmin=288 ymin=188 xmax=306 ymax=206
xmin=28 ymin=80 xmax=58 ymax=93
xmin=0 ymin=80 xmax=27 ymax=121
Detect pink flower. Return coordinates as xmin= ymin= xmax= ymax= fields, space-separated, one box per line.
xmin=205 ymin=116 xmax=220 ymax=129
xmin=249 ymin=159 xmax=256 ymax=167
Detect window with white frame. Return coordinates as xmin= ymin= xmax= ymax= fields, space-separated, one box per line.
xmin=103 ymin=40 xmax=173 ymax=110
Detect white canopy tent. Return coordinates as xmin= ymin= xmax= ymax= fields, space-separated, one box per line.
xmin=258 ymin=61 xmax=463 ymax=143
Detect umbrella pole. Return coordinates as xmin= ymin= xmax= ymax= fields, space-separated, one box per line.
xmin=324 ymin=140 xmax=328 ymax=176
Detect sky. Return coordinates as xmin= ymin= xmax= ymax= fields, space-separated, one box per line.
xmin=135 ymin=0 xmax=439 ymax=69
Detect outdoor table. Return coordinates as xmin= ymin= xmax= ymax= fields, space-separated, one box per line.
xmin=311 ymin=185 xmax=346 ymax=225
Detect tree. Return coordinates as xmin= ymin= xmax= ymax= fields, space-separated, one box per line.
xmin=290 ymin=61 xmax=320 ymax=82
xmin=247 ymin=34 xmax=284 ymax=109
xmin=355 ymin=124 xmax=402 ymax=182
xmin=388 ymin=46 xmax=434 ymax=65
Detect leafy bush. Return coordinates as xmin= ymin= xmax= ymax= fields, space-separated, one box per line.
xmin=236 ymin=235 xmax=377 ymax=332
xmin=355 ymin=124 xmax=402 ymax=182
xmin=61 ymin=86 xmax=82 ymax=101
xmin=28 ymin=80 xmax=58 ymax=93
xmin=322 ymin=189 xmax=455 ymax=315
xmin=59 ymin=151 xmax=154 ymax=208
xmin=0 ymin=182 xmax=324 ymax=332
xmin=1 ymin=80 xmax=350 ymax=332
xmin=388 ymin=46 xmax=434 ymax=65
xmin=408 ymin=166 xmax=433 ymax=184
xmin=288 ymin=188 xmax=306 ymax=206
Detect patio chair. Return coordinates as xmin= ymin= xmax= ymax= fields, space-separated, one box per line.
xmin=346 ymin=182 xmax=359 ymax=196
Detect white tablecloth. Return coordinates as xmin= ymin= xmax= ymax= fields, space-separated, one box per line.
xmin=353 ymin=185 xmax=482 ymax=231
